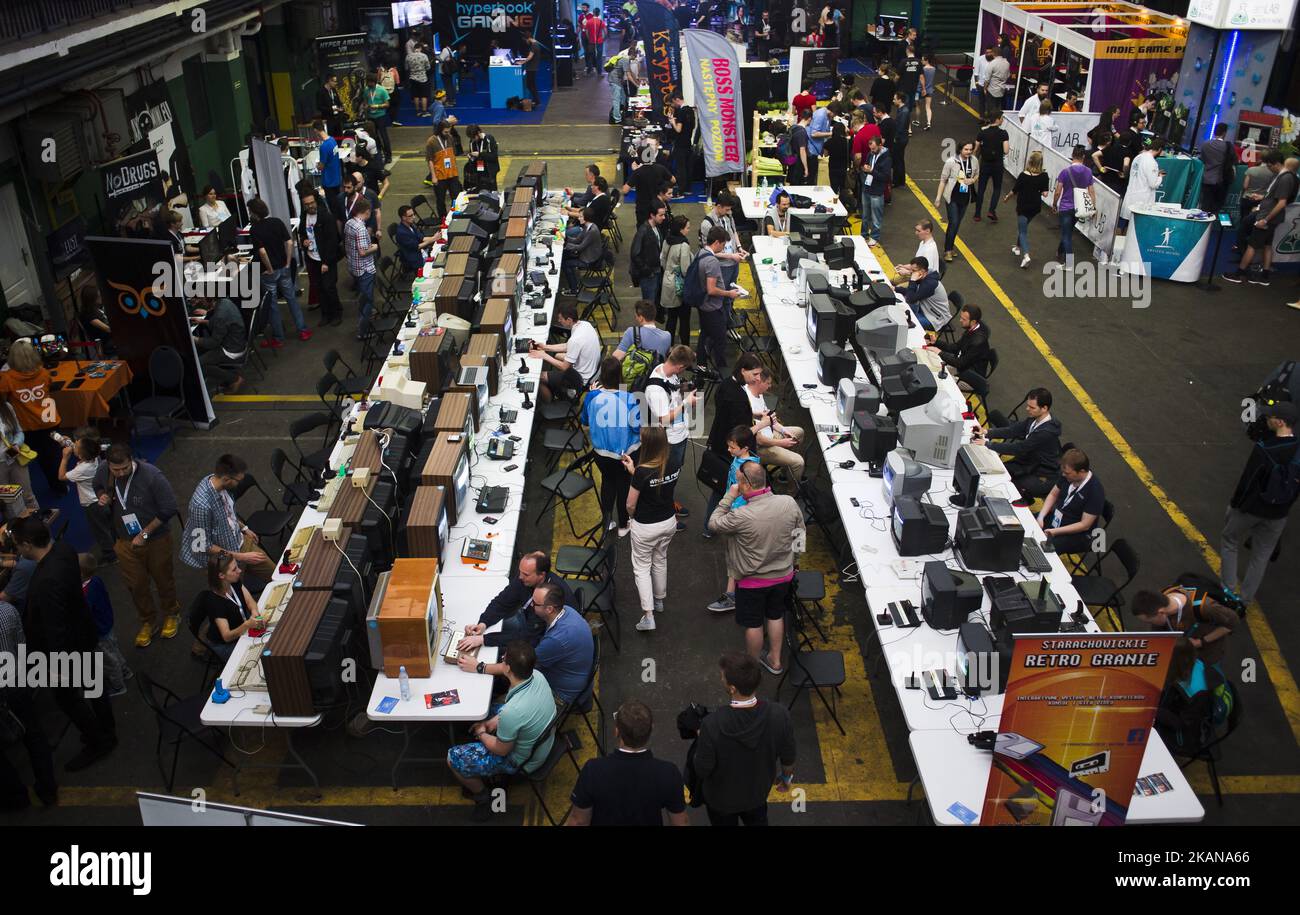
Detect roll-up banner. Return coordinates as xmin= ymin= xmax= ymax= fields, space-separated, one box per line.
xmin=682 ymin=29 xmax=745 ymax=179
xmin=640 ymin=0 xmax=683 ymax=123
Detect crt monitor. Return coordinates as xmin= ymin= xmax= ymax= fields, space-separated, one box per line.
xmin=216 ymin=214 xmax=239 ymax=253
xmin=806 ymin=294 xmax=839 ymax=348
xmin=854 ymin=306 xmax=909 ymax=362
xmin=881 ymin=450 xmax=932 ymax=508
xmin=792 ymin=214 xmax=834 ymax=251
xmin=851 ymin=410 xmax=897 ymax=464
xmin=882 ymin=363 xmax=938 ymax=415
xmin=817 ymin=343 xmax=856 ymax=389
xmin=452 ymin=449 xmax=471 ymax=519
xmin=951 ymin=445 xmax=981 ymax=508
xmin=897 ymin=396 xmax=964 ymax=469
xmin=197 ymin=230 xmax=223 ymax=264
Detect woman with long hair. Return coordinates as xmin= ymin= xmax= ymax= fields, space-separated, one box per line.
xmin=1003 ymin=149 xmax=1049 ymax=268
xmin=935 ymin=140 xmax=979 ymax=262
xmin=622 ymin=426 xmax=679 ymax=632
xmin=581 ymin=356 xmax=641 ymax=536
xmin=198 ymin=551 xmax=262 ymax=659
xmin=659 ymin=215 xmax=694 ymax=346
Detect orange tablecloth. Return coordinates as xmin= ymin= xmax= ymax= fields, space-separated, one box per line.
xmin=49 ymin=359 xmax=134 ymax=428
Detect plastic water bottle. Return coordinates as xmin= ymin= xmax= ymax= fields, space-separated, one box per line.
xmin=399 ymin=665 xmax=411 ymax=701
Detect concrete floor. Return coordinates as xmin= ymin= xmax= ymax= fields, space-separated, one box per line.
xmin=4 ymin=69 xmax=1299 ymax=827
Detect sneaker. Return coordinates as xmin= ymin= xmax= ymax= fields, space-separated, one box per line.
xmin=944 ymin=251 xmax=955 ymax=263
xmin=988 ymin=213 xmax=999 ymax=223
xmin=134 ymin=624 xmax=154 ymax=648
xmin=1020 ymin=254 xmax=1031 ymax=269
xmin=867 ymin=238 xmax=879 ymax=247
xmin=1095 ymin=249 xmax=1109 ymax=265
xmin=1011 ymin=246 xmax=1021 ymax=256
xmin=1249 ymin=269 xmax=1271 ymax=286
xmin=260 ymin=338 xmax=284 ymax=350
xmin=298 ymin=329 xmax=313 ymax=342
xmin=676 ymin=520 xmax=686 ymax=531
xmin=1287 ymin=300 xmax=1300 ymax=311
xmin=159 ymin=614 xmax=181 ymax=639
xmin=973 ymin=214 xmax=982 ymax=222
xmin=635 ymin=614 xmax=656 ymax=631
xmin=1221 ymin=271 xmax=1245 ymax=284
xmin=423 ymin=178 xmax=435 ymax=187
xmin=758 ymin=656 xmax=783 ymax=675
xmin=701 ymin=529 xmax=715 ymax=540
xmin=653 ymin=598 xmax=664 ymax=613
xmin=707 ymin=593 xmax=735 ymax=613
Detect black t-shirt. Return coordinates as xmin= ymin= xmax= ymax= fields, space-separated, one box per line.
xmin=570 ymin=750 xmax=687 ymax=825
xmin=200 ymin=588 xmax=249 ymax=640
xmin=792 ymin=124 xmax=809 ymax=157
xmin=978 ymin=126 xmax=1008 ymax=164
xmin=1119 ymin=128 xmax=1143 ymax=163
xmin=1049 ymin=473 xmax=1105 ymax=530
xmin=524 ymin=39 xmax=541 ymax=71
xmin=675 ymin=106 xmax=696 ymax=145
xmin=1013 ymin=171 xmax=1048 ymax=216
xmin=898 ymin=58 xmax=923 ymax=96
xmin=630 ymin=163 xmax=671 ymax=220
xmin=632 ymin=464 xmax=679 ymax=524
xmin=250 ymin=217 xmax=291 ymax=270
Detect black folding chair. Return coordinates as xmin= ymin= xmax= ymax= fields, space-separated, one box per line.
xmin=1071 ymin=538 xmax=1140 ymax=631
xmin=132 ymin=345 xmax=191 ymax=443
xmin=776 ymin=610 xmax=847 ymax=735
xmin=536 ymin=451 xmax=600 ymax=541
xmin=136 ymin=672 xmax=237 ymax=792
xmin=288 ymin=413 xmax=336 ymax=483
xmin=231 ymin=471 xmax=294 ymax=557
xmin=1172 ymin=681 xmax=1242 ymax=807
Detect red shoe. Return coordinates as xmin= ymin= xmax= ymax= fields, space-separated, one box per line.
xmin=973 ymin=214 xmax=982 ymax=222
xmin=260 ymin=338 xmax=284 ymax=350
xmin=988 ymin=213 xmax=999 ymax=223
xmin=298 ymin=329 xmax=313 ymax=342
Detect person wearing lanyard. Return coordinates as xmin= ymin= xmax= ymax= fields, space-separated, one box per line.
xmin=296 ymin=188 xmax=343 ymax=328
xmin=935 ymin=141 xmax=979 ymax=262
xmin=763 ymin=191 xmax=792 ymax=238
xmin=92 ymin=444 xmax=181 ymax=648
xmin=198 ymin=551 xmax=263 ymax=661
xmin=861 ymin=135 xmax=893 ymax=246
xmin=465 ymin=125 xmax=499 ymax=191
xmin=1035 ymin=448 xmax=1105 ymax=553
xmin=972 ymin=387 xmax=1062 ymax=504
xmin=180 ymin=454 xmax=276 ymax=579
xmin=364 ymin=74 xmax=392 ymax=162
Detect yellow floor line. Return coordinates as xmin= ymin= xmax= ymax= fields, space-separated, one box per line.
xmin=211 ymin=394 xmax=323 ymax=403
xmin=904 ymin=174 xmax=1300 ymax=748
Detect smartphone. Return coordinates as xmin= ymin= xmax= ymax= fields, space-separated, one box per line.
xmin=1218 ymin=212 xmax=1232 ymax=227
xmin=504 ymin=463 xmax=518 ymax=472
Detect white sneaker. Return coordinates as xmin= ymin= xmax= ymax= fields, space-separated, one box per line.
xmin=1287 ymin=301 xmax=1300 ymax=311
xmin=708 ymin=594 xmax=736 ymax=613
xmin=1011 ymin=246 xmax=1021 ymax=256
xmin=1096 ymin=249 xmax=1110 ymax=265
xmin=1020 ymin=254 xmax=1031 ymax=269
xmin=635 ymin=614 xmax=656 ymax=631
xmin=654 ymin=598 xmax=664 ymax=612
xmin=867 ymin=238 xmax=879 ymax=247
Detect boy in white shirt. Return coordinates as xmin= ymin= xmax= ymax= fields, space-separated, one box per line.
xmin=57 ymin=428 xmax=115 ymax=564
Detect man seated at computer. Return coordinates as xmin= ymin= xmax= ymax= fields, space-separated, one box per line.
xmin=448 ymin=640 xmax=556 ymax=821
xmin=458 ymin=551 xmax=575 ymax=652
xmin=892 ymin=219 xmax=939 ymax=284
xmin=747 ymin=367 xmax=806 ymax=480
xmin=533 ymin=300 xmax=603 ymax=402
xmin=1034 ymin=448 xmax=1104 ymax=553
xmin=567 ymin=176 xmax=612 ymax=230
xmin=558 ymin=208 xmax=604 ymax=296
xmin=970 ymin=386 xmax=1061 ymax=503
xmin=764 ymin=191 xmax=793 ymax=238
xmin=459 ymin=582 xmax=594 ymax=705
xmin=394 ymin=205 xmax=438 ymax=271
xmin=924 ymin=303 xmax=989 ymax=390
xmin=898 ymin=257 xmax=950 ymax=332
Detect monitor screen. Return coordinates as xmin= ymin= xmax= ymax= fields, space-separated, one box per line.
xmin=892 ymin=506 xmax=904 ymax=540
xmin=392 ymin=1 xmax=433 ymax=29
xmin=452 ymin=452 xmax=470 ymax=512
xmin=954 ymin=447 xmax=979 ymax=505
xmin=806 ymin=299 xmax=819 ymax=346
xmin=878 ymin=14 xmax=908 ymax=37
xmin=217 ymin=214 xmax=238 ymax=251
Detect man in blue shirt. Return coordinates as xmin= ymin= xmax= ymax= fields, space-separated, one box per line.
xmin=315 ymin=121 xmax=342 ymax=220
xmin=807 ymin=105 xmax=833 ymax=186
xmin=394 ymin=205 xmax=436 ymax=271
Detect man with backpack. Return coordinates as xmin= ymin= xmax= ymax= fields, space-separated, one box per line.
xmin=614 ymin=299 xmax=672 ymax=379
xmin=630 ymin=202 xmax=668 ymax=308
xmin=1220 ymin=402 xmax=1299 ymax=610
xmin=1131 ymin=584 xmax=1237 ymax=667
xmin=690 ymin=227 xmax=746 ymax=374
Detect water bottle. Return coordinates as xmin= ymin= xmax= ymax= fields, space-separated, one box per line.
xmin=399 ymin=665 xmax=411 ymax=701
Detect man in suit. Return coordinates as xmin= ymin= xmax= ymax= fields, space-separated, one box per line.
xmin=925 ymin=303 xmax=990 ymax=390
xmin=972 ymin=387 xmax=1062 ymax=504
xmin=296 ymin=188 xmax=343 ymax=327
xmin=317 ymin=74 xmax=344 ymax=136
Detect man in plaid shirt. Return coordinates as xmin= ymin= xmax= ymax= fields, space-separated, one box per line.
xmin=345 ymin=197 xmax=379 ymax=338
xmin=179 ymin=453 xmax=275 ymax=577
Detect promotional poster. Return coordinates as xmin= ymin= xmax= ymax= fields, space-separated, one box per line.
xmin=640 ymin=0 xmax=683 ymax=122
xmin=683 ymin=28 xmax=745 ymax=178
xmin=981 ymin=632 xmax=1178 ymax=826
xmin=315 ymin=33 xmax=370 ymax=124
xmin=100 ymin=149 xmax=164 ymax=232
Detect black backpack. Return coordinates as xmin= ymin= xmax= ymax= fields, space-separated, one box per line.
xmin=682 ymin=250 xmax=711 ymax=308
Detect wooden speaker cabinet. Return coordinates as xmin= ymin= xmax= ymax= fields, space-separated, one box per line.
xmin=376 ymin=558 xmax=441 ymax=678
xmin=409 ymin=329 xmax=461 ymax=394
xmin=328 ymin=472 xmax=377 ymax=528
xmin=297 ymin=527 xmax=349 ymax=591
xmin=465 ymin=332 xmax=503 ymax=395
xmin=433 ymin=390 xmax=475 ymax=437
xmin=419 ymin=434 xmax=471 ymax=525
xmin=406 ymin=485 xmax=449 ymax=559
xmin=263 ymin=588 xmax=332 ymax=717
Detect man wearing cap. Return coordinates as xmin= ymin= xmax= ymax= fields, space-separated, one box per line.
xmin=1220 ymin=401 xmax=1299 ymax=610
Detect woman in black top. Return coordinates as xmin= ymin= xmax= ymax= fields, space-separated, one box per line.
xmin=1003 ymin=149 xmax=1049 ymax=269
xmin=869 ymin=67 xmax=896 ymax=112
xmin=824 ymin=101 xmax=850 ymax=200
xmin=622 ymin=427 xmax=680 ymax=632
xmin=974 ymin=113 xmax=1008 ymax=221
xmin=1091 ymin=134 xmax=1126 ymax=194
xmin=706 ymin=354 xmax=765 ymax=458
xmin=199 ymin=552 xmax=262 ymax=659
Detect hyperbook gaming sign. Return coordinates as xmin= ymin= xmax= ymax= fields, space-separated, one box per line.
xmin=454 ymin=2 xmax=536 ymax=31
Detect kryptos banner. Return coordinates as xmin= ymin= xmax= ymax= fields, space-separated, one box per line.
xmin=640 ymin=0 xmax=682 ymax=123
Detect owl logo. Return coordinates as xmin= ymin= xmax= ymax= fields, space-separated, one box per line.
xmin=106 ymin=280 xmax=167 ymax=319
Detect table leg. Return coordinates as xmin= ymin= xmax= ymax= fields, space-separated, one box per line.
xmin=390 ymin=722 xmax=453 ymax=790
xmin=233 ymin=729 xmax=321 ymax=797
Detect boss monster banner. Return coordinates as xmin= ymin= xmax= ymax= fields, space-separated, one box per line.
xmin=682 ymin=29 xmax=744 ymax=178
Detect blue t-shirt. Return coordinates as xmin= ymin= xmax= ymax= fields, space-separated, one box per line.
xmin=617 ymin=325 xmax=672 ymax=360
xmin=320 ymin=137 xmax=341 ymax=188
xmin=808 ymin=107 xmax=831 ymax=158
xmin=534 ymin=607 xmax=595 ymax=703
xmin=581 ymin=389 xmax=642 ymax=457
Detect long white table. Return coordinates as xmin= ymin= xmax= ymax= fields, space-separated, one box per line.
xmin=910 ymin=731 xmax=1205 ymax=825
xmin=736 ymin=184 xmax=848 ymax=221
xmin=748 ymin=233 xmax=1202 ymax=823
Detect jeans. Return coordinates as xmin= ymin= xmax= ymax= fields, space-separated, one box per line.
xmin=864 ymin=193 xmax=885 ymax=240
xmin=1057 ymin=210 xmax=1077 ymax=259
xmin=262 ymin=266 xmax=305 ymax=339
xmin=356 ymin=269 xmax=376 ymax=334
xmin=1015 ymin=214 xmax=1032 ymax=254
xmin=370 ymin=113 xmax=392 ymax=162
xmin=639 ymin=272 xmax=662 ymax=308
xmin=1221 ymin=507 xmax=1288 ymax=603
xmin=663 ymin=305 xmax=690 ymax=348
xmin=697 ymin=306 xmax=728 ymax=374
xmin=610 ymin=81 xmax=626 ymax=123
xmin=668 ymin=438 xmax=687 ymax=477
xmin=974 ymin=166 xmax=1003 ymax=217
xmin=945 ymin=195 xmax=970 ymax=253
xmin=630 ymin=515 xmax=678 ymax=613
xmin=594 ymin=453 xmax=631 ymax=528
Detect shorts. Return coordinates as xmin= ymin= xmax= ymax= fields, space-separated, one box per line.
xmin=448 ymin=741 xmax=520 ymax=778
xmin=735 ymin=580 xmax=792 ymax=628
xmin=544 ymin=365 xmax=583 ymax=397
xmin=1248 ymin=221 xmax=1279 ymax=249
xmin=409 ymin=78 xmax=429 ymax=100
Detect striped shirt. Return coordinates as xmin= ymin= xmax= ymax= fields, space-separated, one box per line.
xmin=345 ymin=217 xmax=376 ymax=276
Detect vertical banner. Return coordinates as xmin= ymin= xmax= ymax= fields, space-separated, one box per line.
xmin=100 ymin=149 xmax=164 ymax=233
xmin=315 ymin=33 xmax=369 ymax=124
xmin=640 ymin=0 xmax=683 ymax=122
xmin=981 ymin=632 xmax=1178 ymax=826
xmin=250 ymin=138 xmax=291 ymax=226
xmin=84 ymin=237 xmax=216 ymax=429
xmin=683 ymin=29 xmax=745 ymax=178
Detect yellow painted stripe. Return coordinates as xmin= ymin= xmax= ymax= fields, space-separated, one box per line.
xmin=211 ymin=394 xmax=323 ymax=403
xmin=904 ymin=174 xmax=1300 ymax=747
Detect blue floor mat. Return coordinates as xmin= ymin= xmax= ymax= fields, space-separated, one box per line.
xmin=390 ymin=83 xmax=550 ymax=127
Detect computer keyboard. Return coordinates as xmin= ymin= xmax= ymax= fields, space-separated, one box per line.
xmin=439 ymin=620 xmax=463 ymax=662
xmin=1021 ymin=538 xmax=1053 ymax=574
xmin=229 ymin=642 xmax=268 ymax=692
xmin=963 ymin=443 xmax=1008 ymax=476
xmin=916 ymin=347 xmax=945 ymax=374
